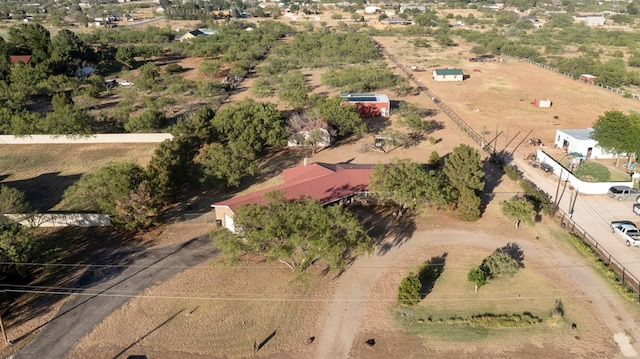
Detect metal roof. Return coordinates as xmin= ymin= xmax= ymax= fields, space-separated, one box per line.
xmin=340 ymin=93 xmax=390 ymax=103
xmin=434 ymin=68 xmax=463 ymax=76
xmin=558 ymin=128 xmax=594 ymax=141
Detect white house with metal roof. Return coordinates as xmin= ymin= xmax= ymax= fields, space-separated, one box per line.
xmin=432 ymin=68 xmax=464 ymax=82
xmin=554 ymin=128 xmax=616 ymax=159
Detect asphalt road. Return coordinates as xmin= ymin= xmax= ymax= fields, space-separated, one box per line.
xmin=13 ymin=235 xmax=218 ymax=359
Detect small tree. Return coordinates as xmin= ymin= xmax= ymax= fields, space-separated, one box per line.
xmin=481 ymin=252 xmax=519 ymax=278
xmin=397 ymin=271 xmax=421 ymax=306
xmin=428 ymin=151 xmax=440 ymax=167
xmin=500 ymin=197 xmax=535 ymax=229
xmin=467 ymin=266 xmax=487 ymax=293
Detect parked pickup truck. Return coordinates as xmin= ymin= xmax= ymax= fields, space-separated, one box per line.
xmin=610 ymin=221 xmax=640 ymax=246
xmin=607 ymin=186 xmax=640 ymax=201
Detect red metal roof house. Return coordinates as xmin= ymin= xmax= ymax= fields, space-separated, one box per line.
xmin=9 ymin=55 xmax=32 ymax=65
xmin=211 ymin=162 xmax=374 ymax=232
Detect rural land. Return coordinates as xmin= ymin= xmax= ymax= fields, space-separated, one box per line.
xmin=2 ymin=0 xmax=640 ymax=358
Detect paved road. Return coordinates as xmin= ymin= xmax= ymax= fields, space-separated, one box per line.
xmin=13 ymin=235 xmax=218 ymax=359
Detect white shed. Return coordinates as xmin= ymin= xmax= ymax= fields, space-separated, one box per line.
xmin=554 ymin=128 xmax=616 ymax=159
xmin=432 ymin=68 xmax=464 ymax=82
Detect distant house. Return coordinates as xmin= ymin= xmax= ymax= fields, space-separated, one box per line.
xmin=178 ymin=29 xmax=204 ymax=42
xmin=364 ymin=6 xmax=381 ymax=13
xmin=211 ymin=162 xmax=375 ymax=232
xmin=379 ymin=17 xmax=412 ymax=25
xmin=9 ymin=55 xmax=32 ymax=65
xmin=340 ymin=93 xmax=391 ymax=118
xmin=178 ymin=28 xmax=217 ymax=42
xmin=75 ymin=66 xmax=95 ymax=78
xmin=554 ymin=128 xmax=616 ymax=159
xmin=574 ymin=15 xmax=605 ymax=26
xmin=288 ymin=127 xmax=332 ymax=148
xmin=400 ymin=5 xmax=426 ymax=12
xmin=432 ymin=68 xmax=464 ymax=82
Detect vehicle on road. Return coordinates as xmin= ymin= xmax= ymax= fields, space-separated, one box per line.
xmin=610 ymin=220 xmax=640 ymax=246
xmin=634 ymin=204 xmax=640 ymax=216
xmin=118 ymin=81 xmax=134 ymax=87
xmin=607 ymin=186 xmax=640 ymax=201
xmin=540 ymin=162 xmax=553 ymax=172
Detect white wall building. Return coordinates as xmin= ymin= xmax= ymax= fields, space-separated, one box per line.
xmin=554 ymin=128 xmax=616 ymax=159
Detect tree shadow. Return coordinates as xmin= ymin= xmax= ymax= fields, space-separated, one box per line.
xmin=495 ymin=242 xmax=525 ymax=268
xmin=351 ymin=204 xmax=417 ymax=256
xmin=418 ymin=253 xmax=448 ymax=299
xmin=112 ymin=309 xmax=185 ymax=359
xmin=479 ymin=150 xmax=512 ymax=214
xmin=1 ymin=173 xmax=82 ymax=211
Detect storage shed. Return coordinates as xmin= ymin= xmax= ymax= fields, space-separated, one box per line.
xmin=340 ymin=93 xmax=390 ymax=117
xmin=432 ymin=68 xmax=464 ymax=82
xmin=554 ymin=128 xmax=616 ymax=159
xmin=534 ymin=98 xmax=552 ymax=108
xmin=579 ymin=74 xmax=597 ymax=84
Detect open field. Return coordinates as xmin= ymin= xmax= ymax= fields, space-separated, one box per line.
xmin=0 ymin=143 xmax=158 ymax=211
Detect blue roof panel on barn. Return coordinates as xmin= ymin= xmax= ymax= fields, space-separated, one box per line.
xmin=434 ymin=69 xmax=464 ymax=76
xmin=340 ymin=93 xmax=390 ymax=103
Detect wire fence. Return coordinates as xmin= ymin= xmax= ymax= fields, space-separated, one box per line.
xmin=501 ymin=54 xmax=640 ymax=101
xmin=553 ymin=209 xmax=640 ymax=299
xmin=382 ymin=45 xmax=640 ymax=300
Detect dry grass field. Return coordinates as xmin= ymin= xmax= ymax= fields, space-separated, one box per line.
xmin=0 ymin=143 xmax=158 ymax=211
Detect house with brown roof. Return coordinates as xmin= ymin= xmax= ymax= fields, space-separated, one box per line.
xmin=9 ymin=55 xmax=32 ymax=65
xmin=211 ymin=162 xmax=375 ymax=232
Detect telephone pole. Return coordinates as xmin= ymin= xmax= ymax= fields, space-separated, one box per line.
xmin=0 ymin=312 xmax=8 ymax=346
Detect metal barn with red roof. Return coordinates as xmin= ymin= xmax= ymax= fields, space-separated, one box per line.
xmin=211 ymin=162 xmax=374 ymax=232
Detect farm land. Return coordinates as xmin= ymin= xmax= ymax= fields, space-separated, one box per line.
xmin=3 ymin=8 xmax=640 ymax=359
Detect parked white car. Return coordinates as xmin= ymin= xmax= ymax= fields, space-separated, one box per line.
xmin=611 ymin=220 xmax=640 ymax=246
xmin=118 ymin=81 xmax=134 ymax=87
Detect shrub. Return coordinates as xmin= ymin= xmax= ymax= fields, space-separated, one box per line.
xmin=397 ymin=271 xmax=421 ymax=306
xmin=428 ymin=151 xmax=440 ymax=166
xmin=503 ymin=165 xmax=520 ymax=181
xmin=165 ymin=63 xmax=183 ymax=74
xmin=573 ymin=161 xmax=611 ymax=182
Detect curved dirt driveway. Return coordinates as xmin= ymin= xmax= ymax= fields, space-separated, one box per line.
xmin=312 ymin=229 xmax=640 ymax=359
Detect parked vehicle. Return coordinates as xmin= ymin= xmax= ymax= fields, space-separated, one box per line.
xmin=607 ymin=186 xmax=640 ymax=201
xmin=540 ymin=162 xmax=553 ymax=172
xmin=634 ymin=204 xmax=640 ymax=216
xmin=610 ymin=220 xmax=640 ymax=246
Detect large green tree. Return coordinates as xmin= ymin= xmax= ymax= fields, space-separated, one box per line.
xmin=443 ymin=144 xmax=485 ymax=193
xmin=197 ymin=140 xmax=257 ymax=188
xmin=369 ymin=158 xmax=455 ymax=215
xmin=212 ymin=192 xmax=372 ymax=272
xmin=311 ymin=95 xmax=366 ymax=137
xmin=211 ymin=100 xmax=287 ymax=152
xmin=50 ymin=29 xmax=96 ymax=75
xmin=7 ymin=23 xmax=51 ymax=63
xmin=591 ymin=111 xmax=637 ymax=166
xmin=63 ymin=162 xmax=146 ymax=217
xmin=146 ymin=136 xmax=200 ymax=203
xmin=500 ymin=197 xmax=536 ymax=229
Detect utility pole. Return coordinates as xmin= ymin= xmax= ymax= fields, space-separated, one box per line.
xmin=0 ymin=312 xmax=8 ymax=346
xmin=554 ymin=168 xmax=564 ymax=213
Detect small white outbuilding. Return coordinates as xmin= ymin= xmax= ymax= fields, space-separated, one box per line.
xmin=554 ymin=128 xmax=617 ymax=159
